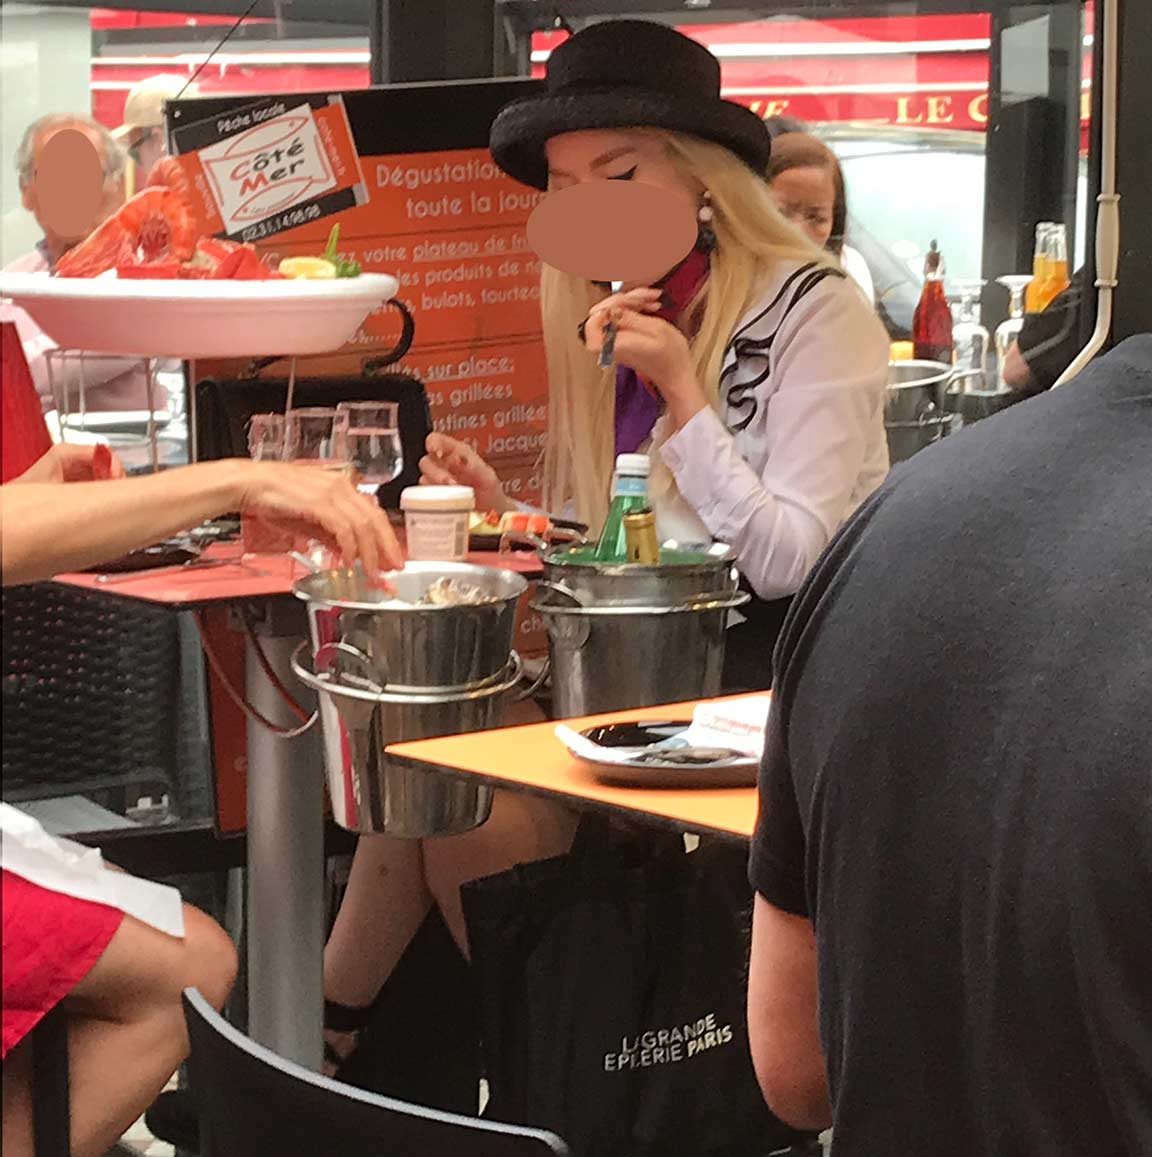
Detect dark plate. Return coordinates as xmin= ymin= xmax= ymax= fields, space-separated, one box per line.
xmin=573 ymin=721 xmax=759 ymax=790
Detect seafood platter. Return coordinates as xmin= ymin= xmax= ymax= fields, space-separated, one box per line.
xmin=0 ymin=160 xmax=396 ymax=359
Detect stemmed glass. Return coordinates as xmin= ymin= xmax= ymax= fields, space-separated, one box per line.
xmin=283 ymin=407 xmax=350 ymax=469
xmin=241 ymin=413 xmax=294 ymax=557
xmin=283 ymin=407 xmax=352 ymax=570
xmin=995 ymin=276 xmax=1034 ymax=390
xmin=335 ymin=402 xmax=403 ymax=498
xmin=951 ymin=279 xmax=990 ymax=393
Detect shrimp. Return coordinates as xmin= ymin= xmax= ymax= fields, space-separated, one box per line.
xmin=57 ymin=186 xmax=196 ymax=279
xmin=146 ymin=156 xmax=196 ymax=205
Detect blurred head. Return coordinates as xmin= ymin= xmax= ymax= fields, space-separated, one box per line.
xmin=765 ymin=132 xmax=846 ymax=255
xmin=539 ymin=127 xmax=828 ymax=529
xmin=16 ymin=115 xmax=125 ymax=251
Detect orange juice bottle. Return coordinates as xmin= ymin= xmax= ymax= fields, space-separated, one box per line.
xmin=1041 ymin=223 xmax=1070 ymax=310
xmin=1024 ymin=223 xmax=1053 ymax=313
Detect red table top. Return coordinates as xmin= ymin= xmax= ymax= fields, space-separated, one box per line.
xmin=54 ymin=542 xmax=544 ymax=608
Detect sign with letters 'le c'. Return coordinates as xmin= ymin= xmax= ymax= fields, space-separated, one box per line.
xmin=169 ymin=93 xmax=367 ymax=243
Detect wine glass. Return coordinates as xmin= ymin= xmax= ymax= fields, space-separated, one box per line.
xmin=283 ymin=407 xmax=350 ymax=469
xmin=951 ymin=279 xmax=990 ymax=393
xmin=283 ymin=407 xmax=352 ymax=571
xmin=995 ymin=276 xmax=1033 ymax=391
xmin=240 ymin=413 xmax=295 ymax=558
xmin=335 ymin=401 xmax=403 ymax=497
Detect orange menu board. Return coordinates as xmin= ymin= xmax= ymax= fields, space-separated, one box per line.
xmin=170 ymin=79 xmax=550 ymax=506
xmin=251 ymin=146 xmax=550 ymax=504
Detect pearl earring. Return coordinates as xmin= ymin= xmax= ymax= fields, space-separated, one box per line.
xmin=696 ymin=191 xmax=717 ymax=253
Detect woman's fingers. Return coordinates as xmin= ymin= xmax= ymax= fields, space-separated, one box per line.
xmin=419 ymin=453 xmax=458 ymax=486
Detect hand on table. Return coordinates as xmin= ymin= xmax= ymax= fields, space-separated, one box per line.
xmin=232 ymin=460 xmax=403 ymax=577
xmin=582 ymin=287 xmax=708 ymax=430
xmin=419 ymin=432 xmax=512 ymax=512
xmin=12 ymin=442 xmax=127 ymax=485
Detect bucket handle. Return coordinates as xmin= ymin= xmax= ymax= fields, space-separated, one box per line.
xmin=314 ymin=641 xmax=386 ymax=695
xmin=528 ymin=590 xmax=752 ymax=617
xmin=513 ymin=654 xmax=551 ymax=702
xmin=533 ymin=579 xmax=587 ymax=608
xmin=292 ymin=642 xmax=528 ymax=706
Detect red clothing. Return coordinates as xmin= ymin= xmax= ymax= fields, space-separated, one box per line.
xmin=1 ymin=870 xmax=123 ymax=1057
xmin=1 ymin=321 xmax=52 ymax=483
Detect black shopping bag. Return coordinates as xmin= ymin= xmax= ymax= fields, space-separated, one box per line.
xmin=463 ymin=819 xmax=812 ymax=1157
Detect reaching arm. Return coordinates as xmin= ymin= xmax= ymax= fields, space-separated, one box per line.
xmin=747 ymin=894 xmax=830 ymax=1131
xmin=1 ymin=458 xmax=402 ymax=587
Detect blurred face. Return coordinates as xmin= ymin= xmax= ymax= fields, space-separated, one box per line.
xmin=21 ymin=122 xmax=124 ymax=247
xmin=769 ymin=164 xmax=835 ymax=249
xmin=541 ymin=128 xmax=701 ymax=287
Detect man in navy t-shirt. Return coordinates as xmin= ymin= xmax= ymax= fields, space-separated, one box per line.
xmin=746 ymin=336 xmax=1152 ymax=1154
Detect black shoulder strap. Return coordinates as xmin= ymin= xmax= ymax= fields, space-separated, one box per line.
xmin=32 ymin=1006 xmax=71 ymax=1157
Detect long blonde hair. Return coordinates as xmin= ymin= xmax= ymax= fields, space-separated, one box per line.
xmin=540 ymin=129 xmax=831 ymax=531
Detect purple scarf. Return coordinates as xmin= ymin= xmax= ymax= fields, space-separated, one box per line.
xmin=613 ymin=247 xmax=710 ymax=455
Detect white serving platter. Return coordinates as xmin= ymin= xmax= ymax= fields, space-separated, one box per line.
xmin=0 ymin=271 xmax=398 ymax=360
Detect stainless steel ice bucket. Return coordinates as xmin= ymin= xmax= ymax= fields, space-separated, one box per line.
xmin=885 ymin=359 xmax=958 ymax=462
xmin=291 ymin=643 xmax=522 ymax=837
xmin=530 ymin=545 xmax=749 ymax=715
xmin=293 ymin=562 xmax=527 ymax=694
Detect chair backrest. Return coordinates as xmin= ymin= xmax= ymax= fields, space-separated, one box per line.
xmin=182 ymin=989 xmax=571 ymax=1157
xmin=192 ymin=373 xmax=432 ymax=508
xmin=2 ymin=582 xmax=180 ymax=806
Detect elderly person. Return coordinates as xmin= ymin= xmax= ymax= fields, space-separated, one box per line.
xmin=3 ymin=114 xmax=154 ymax=414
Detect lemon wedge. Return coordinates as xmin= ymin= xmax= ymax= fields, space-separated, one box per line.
xmin=279 ymin=256 xmax=338 ymax=280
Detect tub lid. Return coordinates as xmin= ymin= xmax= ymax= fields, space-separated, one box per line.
xmin=400 ymin=485 xmax=475 ymax=512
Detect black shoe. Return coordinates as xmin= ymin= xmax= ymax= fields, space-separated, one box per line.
xmin=145 ymin=1089 xmax=200 ymax=1154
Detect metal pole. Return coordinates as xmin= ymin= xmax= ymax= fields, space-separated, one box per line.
xmin=244 ymin=623 xmax=326 ymax=1069
xmin=369 ymin=0 xmax=390 ymax=85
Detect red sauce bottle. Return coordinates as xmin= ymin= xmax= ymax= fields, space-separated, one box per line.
xmin=912 ymin=240 xmax=954 ymax=364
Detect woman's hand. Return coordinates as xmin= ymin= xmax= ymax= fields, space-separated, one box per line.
xmin=583 ymin=288 xmax=708 ymax=429
xmin=419 ymin=432 xmax=512 ymax=513
xmin=232 ymin=460 xmax=403 ymax=577
xmin=12 ymin=443 xmax=127 ymax=485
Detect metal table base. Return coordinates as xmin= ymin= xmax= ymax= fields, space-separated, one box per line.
xmin=244 ymin=622 xmax=326 ymax=1070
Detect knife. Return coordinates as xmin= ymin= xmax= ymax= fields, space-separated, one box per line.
xmin=598 ymin=280 xmax=624 ymax=369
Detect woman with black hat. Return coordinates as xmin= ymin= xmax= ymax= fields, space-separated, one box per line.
xmin=324 ymin=20 xmax=888 ymax=1097
xmin=424 ymin=19 xmax=890 ymax=689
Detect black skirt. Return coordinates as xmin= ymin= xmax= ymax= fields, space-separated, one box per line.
xmin=720 ymin=584 xmax=793 ymax=693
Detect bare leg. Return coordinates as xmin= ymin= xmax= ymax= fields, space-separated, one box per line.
xmin=1 ymin=903 xmax=236 ymax=1157
xmin=323 ymin=836 xmax=432 ymax=1070
xmin=424 ymin=791 xmax=581 ymax=960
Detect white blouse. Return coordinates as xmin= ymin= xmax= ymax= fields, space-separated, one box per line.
xmin=653 ymin=259 xmax=889 ymax=600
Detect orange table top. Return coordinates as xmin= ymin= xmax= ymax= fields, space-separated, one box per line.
xmin=54 ymin=542 xmax=544 ymax=609
xmin=388 ymin=698 xmax=762 ymax=841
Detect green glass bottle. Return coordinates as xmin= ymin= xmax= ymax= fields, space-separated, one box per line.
xmin=593 ymin=454 xmax=651 ymax=562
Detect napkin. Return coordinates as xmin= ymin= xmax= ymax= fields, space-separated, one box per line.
xmin=0 ymin=803 xmax=185 ymax=938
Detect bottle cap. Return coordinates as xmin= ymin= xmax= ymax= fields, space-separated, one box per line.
xmin=614 ymin=453 xmax=650 ymax=477
xmin=400 ymin=486 xmax=475 ymax=512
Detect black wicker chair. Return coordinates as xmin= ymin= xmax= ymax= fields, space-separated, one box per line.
xmin=2 ymin=581 xmax=181 ymax=817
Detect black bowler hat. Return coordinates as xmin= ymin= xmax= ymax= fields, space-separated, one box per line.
xmin=490 ymin=20 xmax=772 ymax=190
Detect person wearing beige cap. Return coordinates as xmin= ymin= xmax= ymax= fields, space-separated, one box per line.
xmin=113 ymin=74 xmax=198 ymax=194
